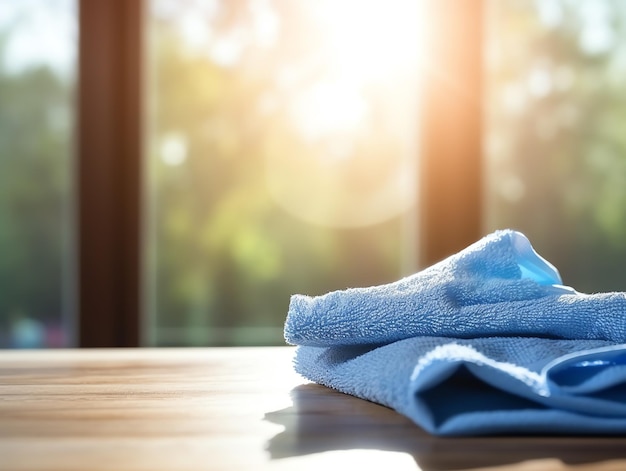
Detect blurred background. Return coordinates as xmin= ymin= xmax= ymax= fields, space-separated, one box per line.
xmin=1 ymin=0 xmax=626 ymax=348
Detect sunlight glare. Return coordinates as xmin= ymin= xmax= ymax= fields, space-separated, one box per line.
xmin=272 ymin=449 xmax=418 ymax=471
xmin=292 ymin=80 xmax=368 ymax=141
xmin=266 ymin=0 xmax=422 ymax=227
xmin=289 ymin=0 xmax=424 ymax=141
xmin=320 ymin=0 xmax=423 ymax=85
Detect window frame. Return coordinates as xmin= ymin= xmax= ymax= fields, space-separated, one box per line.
xmin=418 ymin=0 xmax=484 ymax=267
xmin=78 ymin=0 xmax=143 ymax=347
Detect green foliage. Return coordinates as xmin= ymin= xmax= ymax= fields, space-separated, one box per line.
xmin=486 ymin=0 xmax=626 ymax=291
xmin=0 ymin=40 xmax=73 ymax=336
xmin=7 ymin=1 xmax=626 ymax=347
xmin=148 ymin=4 xmax=407 ymax=345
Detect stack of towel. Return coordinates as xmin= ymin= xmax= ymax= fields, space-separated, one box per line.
xmin=284 ymin=230 xmax=626 ymax=436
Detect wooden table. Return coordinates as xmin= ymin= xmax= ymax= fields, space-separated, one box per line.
xmin=1 ymin=347 xmax=626 ymax=471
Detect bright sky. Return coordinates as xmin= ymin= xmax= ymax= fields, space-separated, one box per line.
xmin=0 ymin=0 xmax=77 ymax=78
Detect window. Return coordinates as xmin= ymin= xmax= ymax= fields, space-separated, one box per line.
xmin=0 ymin=0 xmax=483 ymax=347
xmin=7 ymin=0 xmax=625 ymax=348
xmin=0 ymin=0 xmax=77 ymax=348
xmin=146 ymin=0 xmax=425 ymax=346
xmin=485 ymin=0 xmax=626 ymax=292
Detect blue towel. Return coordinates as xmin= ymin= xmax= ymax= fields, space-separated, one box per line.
xmin=285 ymin=229 xmax=626 ymax=436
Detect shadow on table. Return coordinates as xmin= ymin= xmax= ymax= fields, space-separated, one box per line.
xmin=265 ymin=384 xmax=626 ymax=471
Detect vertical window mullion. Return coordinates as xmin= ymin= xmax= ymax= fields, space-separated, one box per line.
xmin=419 ymin=0 xmax=483 ymax=267
xmin=78 ymin=0 xmax=142 ymax=347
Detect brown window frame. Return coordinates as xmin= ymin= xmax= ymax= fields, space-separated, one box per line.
xmin=76 ymin=0 xmax=482 ymax=347
xmin=418 ymin=0 xmax=484 ymax=267
xmin=78 ymin=0 xmax=143 ymax=347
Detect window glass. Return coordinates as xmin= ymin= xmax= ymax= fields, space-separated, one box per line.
xmin=146 ymin=0 xmax=422 ymax=346
xmin=485 ymin=0 xmax=626 ymax=292
xmin=0 ymin=0 xmax=77 ymax=348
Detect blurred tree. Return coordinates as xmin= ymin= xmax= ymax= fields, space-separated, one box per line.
xmin=486 ymin=0 xmax=626 ymax=292
xmin=0 ymin=33 xmax=73 ymax=346
xmin=149 ymin=1 xmax=409 ymax=345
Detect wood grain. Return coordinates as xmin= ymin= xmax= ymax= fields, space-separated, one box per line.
xmin=1 ymin=348 xmax=625 ymax=471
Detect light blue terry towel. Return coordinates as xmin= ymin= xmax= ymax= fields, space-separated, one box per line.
xmin=284 ymin=229 xmax=626 ymax=435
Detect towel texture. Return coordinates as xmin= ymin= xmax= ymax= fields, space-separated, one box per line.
xmin=285 ymin=229 xmax=626 ymax=435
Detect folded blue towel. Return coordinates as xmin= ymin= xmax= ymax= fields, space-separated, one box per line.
xmin=285 ymin=229 xmax=626 ymax=435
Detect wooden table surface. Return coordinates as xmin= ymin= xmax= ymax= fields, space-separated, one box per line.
xmin=1 ymin=347 xmax=626 ymax=471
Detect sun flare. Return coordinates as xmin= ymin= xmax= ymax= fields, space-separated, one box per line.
xmin=320 ymin=0 xmax=424 ymax=84
xmin=266 ymin=0 xmax=424 ymax=227
xmin=290 ymin=0 xmax=425 ymax=140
